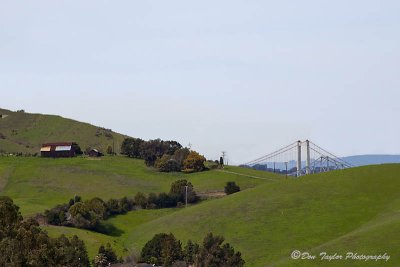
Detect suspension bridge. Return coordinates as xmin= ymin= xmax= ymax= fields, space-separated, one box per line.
xmin=242 ymin=140 xmax=353 ymax=177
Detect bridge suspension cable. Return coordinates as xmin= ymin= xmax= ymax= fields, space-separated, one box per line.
xmin=243 ymin=141 xmax=298 ymax=166
xmin=242 ymin=139 xmax=353 ymax=177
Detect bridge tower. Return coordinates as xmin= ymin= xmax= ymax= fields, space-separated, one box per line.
xmin=297 ymin=140 xmax=302 ymax=177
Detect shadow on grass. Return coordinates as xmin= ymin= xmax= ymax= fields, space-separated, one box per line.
xmin=94 ymin=222 xmax=124 ymax=237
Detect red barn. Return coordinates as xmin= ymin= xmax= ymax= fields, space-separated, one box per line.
xmin=40 ymin=142 xmax=76 ymax=158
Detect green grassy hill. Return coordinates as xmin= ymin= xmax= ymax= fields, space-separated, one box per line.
xmin=0 ymin=155 xmax=399 ymax=266
xmin=0 ymin=108 xmax=127 ymax=154
xmin=0 ymin=156 xmax=280 ymax=259
xmin=125 ymin=164 xmax=400 ymax=266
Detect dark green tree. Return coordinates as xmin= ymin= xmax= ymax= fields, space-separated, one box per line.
xmin=155 ymin=192 xmax=177 ymax=208
xmin=169 ymin=179 xmax=198 ymax=204
xmin=163 ymin=140 xmax=182 ymax=155
xmin=141 ymin=233 xmax=183 ymax=266
xmin=86 ymin=197 xmax=107 ymax=219
xmin=72 ymin=142 xmax=83 ymax=155
xmin=140 ymin=139 xmax=165 ymax=166
xmin=44 ymin=203 xmax=69 ymax=225
xmin=0 ymin=197 xmax=90 ymax=266
xmin=52 ymin=234 xmax=91 ymax=267
xmin=224 ymin=181 xmax=241 ymax=195
xmin=195 ymin=233 xmax=244 ymax=267
xmin=134 ymin=192 xmax=148 ymax=209
xmin=94 ymin=243 xmax=119 ymax=266
xmin=173 ymin=148 xmax=190 ymax=168
xmin=68 ymin=202 xmax=101 ymax=229
xmin=155 ymin=154 xmax=181 ymax=172
xmin=183 ymin=240 xmax=200 ymax=265
xmin=0 ymin=196 xmax=22 ymax=237
xmin=121 ymin=137 xmax=145 ymax=158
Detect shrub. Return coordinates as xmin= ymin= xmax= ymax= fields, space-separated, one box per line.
xmin=68 ymin=202 xmax=101 ymax=229
xmin=224 ymin=181 xmax=241 ymax=195
xmin=155 ymin=154 xmax=181 ymax=172
xmin=134 ymin=192 xmax=148 ymax=209
xmin=44 ymin=204 xmax=69 ymax=225
xmin=86 ymin=197 xmax=107 ymax=219
xmin=155 ymin=192 xmax=177 ymax=208
xmin=183 ymin=151 xmax=206 ymax=172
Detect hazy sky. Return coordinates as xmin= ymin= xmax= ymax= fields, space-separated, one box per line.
xmin=1 ymin=1 xmax=399 ymax=164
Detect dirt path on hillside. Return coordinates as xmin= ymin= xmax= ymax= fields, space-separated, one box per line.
xmin=197 ymin=190 xmax=226 ymax=199
xmin=217 ymin=169 xmax=278 ymax=181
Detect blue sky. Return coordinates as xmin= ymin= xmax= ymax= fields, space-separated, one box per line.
xmin=1 ymin=1 xmax=399 ymax=164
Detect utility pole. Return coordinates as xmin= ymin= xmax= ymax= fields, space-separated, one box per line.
xmin=222 ymin=151 xmax=226 ymax=166
xmin=185 ymin=185 xmax=188 ymax=208
xmin=285 ymin=162 xmax=288 ymax=178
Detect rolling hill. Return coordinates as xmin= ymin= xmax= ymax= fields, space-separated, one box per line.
xmin=342 ymin=154 xmax=400 ymax=166
xmin=0 ymin=108 xmax=127 ymax=154
xmin=0 ymin=109 xmax=399 ymax=266
xmin=0 ymin=155 xmax=399 ymax=266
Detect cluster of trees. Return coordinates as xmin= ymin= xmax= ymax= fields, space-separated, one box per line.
xmin=0 ymin=196 xmax=91 ymax=266
xmin=135 ymin=179 xmax=198 ymax=209
xmin=45 ymin=195 xmax=134 ymax=231
xmin=93 ymin=243 xmax=122 ymax=267
xmin=141 ymin=232 xmax=245 ymax=267
xmin=45 ymin=180 xmax=198 ymax=231
xmin=121 ymin=138 xmax=206 ymax=172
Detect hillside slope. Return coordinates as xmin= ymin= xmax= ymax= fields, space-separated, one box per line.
xmin=1 ymin=154 xmax=399 ymax=266
xmin=36 ymin=162 xmax=400 ymax=266
xmin=0 ymin=156 xmax=280 ymax=215
xmin=122 ymin=164 xmax=400 ymax=266
xmin=0 ymin=108 xmax=127 ymax=154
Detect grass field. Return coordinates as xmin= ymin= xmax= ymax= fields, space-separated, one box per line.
xmin=1 ymin=155 xmax=399 ymax=266
xmin=0 ymin=156 xmax=279 ymax=215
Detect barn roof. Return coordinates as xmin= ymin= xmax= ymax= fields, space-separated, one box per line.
xmin=55 ymin=146 xmax=72 ymax=151
xmin=40 ymin=146 xmax=51 ymax=152
xmin=42 ymin=142 xmax=73 ymax=147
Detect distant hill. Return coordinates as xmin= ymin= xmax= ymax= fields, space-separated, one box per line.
xmin=245 ymin=155 xmax=400 ymax=172
xmin=0 ymin=108 xmax=128 ymax=154
xmin=341 ymin=154 xmax=400 ymax=166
